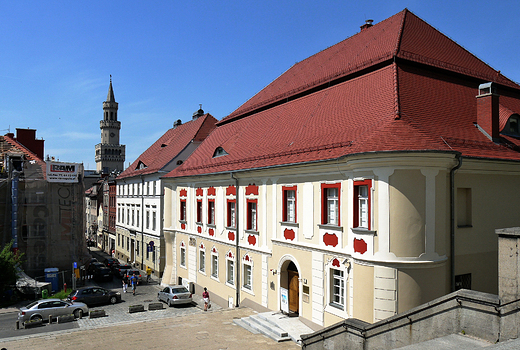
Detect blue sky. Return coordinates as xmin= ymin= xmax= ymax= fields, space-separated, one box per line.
xmin=2 ymin=1 xmax=519 ymax=169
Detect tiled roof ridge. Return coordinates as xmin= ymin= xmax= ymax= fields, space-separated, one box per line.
xmin=219 ymin=53 xmax=394 ymax=125
xmin=3 ymin=135 xmax=44 ymax=162
xmin=3 ymin=134 xmax=47 ymax=179
xmin=398 ymin=50 xmax=516 ymax=87
xmin=117 ymin=114 xmax=216 ymax=179
xmin=176 ymin=140 xmax=353 ymax=173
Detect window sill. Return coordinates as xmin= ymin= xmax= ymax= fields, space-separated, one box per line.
xmin=180 ymin=264 xmax=187 ymax=270
xmin=207 ymin=224 xmax=216 ymax=228
xmin=351 ymin=227 xmax=376 ymax=235
xmin=325 ymin=303 xmax=347 ymax=319
xmin=226 ymin=226 xmax=237 ymax=231
xmin=211 ymin=275 xmax=219 ymax=283
xmin=179 ymin=220 xmax=187 ymax=224
xmin=198 ymin=270 xmax=206 ymax=276
xmin=318 ymin=224 xmax=343 ymax=232
xmin=196 ymin=222 xmax=203 ymax=225
xmin=242 ymin=286 xmax=255 ymax=296
xmin=280 ymin=221 xmax=299 ymax=228
xmin=245 ymin=229 xmax=259 ymax=234
xmin=225 ymin=281 xmax=235 ymax=289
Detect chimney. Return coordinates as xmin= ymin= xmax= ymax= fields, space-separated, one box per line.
xmin=360 ymin=19 xmax=374 ymax=31
xmin=14 ymin=128 xmax=45 ymax=160
xmin=173 ymin=119 xmax=182 ymax=129
xmin=193 ymin=104 xmax=204 ymax=120
xmin=476 ymin=82 xmax=500 ymax=142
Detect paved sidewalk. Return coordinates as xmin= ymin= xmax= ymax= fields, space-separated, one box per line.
xmin=0 ymin=307 xmax=301 ymax=350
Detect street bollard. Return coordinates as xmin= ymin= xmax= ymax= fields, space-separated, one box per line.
xmin=49 ymin=315 xmax=53 ymax=324
xmin=64 ymin=283 xmax=67 ymax=293
xmin=15 ymin=320 xmax=19 ymax=330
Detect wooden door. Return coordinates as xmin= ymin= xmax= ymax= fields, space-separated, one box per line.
xmin=288 ymin=270 xmax=299 ymax=313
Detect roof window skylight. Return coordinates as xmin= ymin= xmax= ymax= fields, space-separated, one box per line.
xmin=212 ymin=146 xmax=228 ymax=158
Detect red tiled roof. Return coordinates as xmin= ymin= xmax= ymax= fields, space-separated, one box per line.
xmin=220 ymin=9 xmax=519 ymax=125
xmin=2 ymin=134 xmax=47 ymax=179
xmin=117 ymin=114 xmax=217 ymax=179
xmin=165 ymin=10 xmax=520 ymax=179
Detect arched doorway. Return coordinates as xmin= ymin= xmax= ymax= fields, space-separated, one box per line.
xmin=280 ymin=258 xmax=300 ymax=315
xmin=287 ymin=262 xmax=299 ymax=314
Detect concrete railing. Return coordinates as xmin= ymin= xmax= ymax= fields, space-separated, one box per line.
xmin=302 ymin=289 xmax=520 ymax=350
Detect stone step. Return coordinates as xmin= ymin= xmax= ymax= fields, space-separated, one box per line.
xmin=232 ymin=318 xmax=260 ymax=335
xmin=239 ymin=315 xmax=291 ymax=342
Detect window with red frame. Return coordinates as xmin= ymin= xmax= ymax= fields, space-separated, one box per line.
xmin=207 ymin=199 xmax=215 ymax=225
xmin=321 ymin=183 xmax=341 ymax=226
xmin=247 ymin=199 xmax=257 ymax=231
xmin=353 ymin=179 xmax=371 ymax=229
xmin=227 ymin=200 xmax=236 ymax=228
xmin=180 ymin=199 xmax=186 ymax=221
xmin=196 ymin=200 xmax=203 ymax=223
xmin=282 ymin=186 xmax=297 ymax=223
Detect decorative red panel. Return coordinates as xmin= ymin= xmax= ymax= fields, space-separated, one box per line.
xmin=228 ymin=231 xmax=235 ymax=241
xmin=354 ymin=238 xmax=367 ymax=254
xmin=248 ymin=235 xmax=256 ymax=246
xmin=207 ymin=187 xmax=216 ymax=196
xmin=332 ymin=258 xmax=340 ymax=267
xmin=209 ymin=228 xmax=214 ymax=236
xmin=212 ymin=247 xmax=216 ymax=253
xmin=323 ymin=232 xmax=338 ymax=247
xmin=226 ymin=185 xmax=236 ymax=196
xmin=196 ymin=188 xmax=203 ymax=196
xmin=180 ymin=242 xmax=185 ymax=247
xmin=245 ymin=184 xmax=258 ymax=195
xmin=245 ymin=255 xmax=250 ymax=261
xmin=228 ymin=251 xmax=233 ymax=258
xmin=197 ymin=226 xmax=202 ymax=233
xmin=284 ymin=228 xmax=295 ymax=241
xmin=181 ymin=223 xmax=186 ymax=230
xmin=179 ymin=189 xmax=187 ymax=197
xmin=200 ymin=243 xmax=204 ymax=249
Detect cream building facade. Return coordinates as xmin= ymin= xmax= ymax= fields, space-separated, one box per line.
xmin=160 ymin=10 xmax=520 ymax=328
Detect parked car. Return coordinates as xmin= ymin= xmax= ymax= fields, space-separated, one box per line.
xmin=157 ymin=285 xmax=192 ymax=307
xmin=103 ymin=258 xmax=120 ymax=269
xmin=18 ymin=298 xmax=88 ymax=322
xmin=94 ymin=266 xmax=112 ymax=281
xmin=67 ymin=287 xmax=121 ymax=306
xmin=115 ymin=263 xmax=132 ymax=277
xmin=125 ymin=269 xmax=143 ymax=283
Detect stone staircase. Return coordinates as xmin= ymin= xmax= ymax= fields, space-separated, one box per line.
xmin=233 ymin=311 xmax=315 ymax=345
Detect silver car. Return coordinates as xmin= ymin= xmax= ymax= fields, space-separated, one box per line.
xmin=18 ymin=298 xmax=89 ymax=322
xmin=157 ymin=285 xmax=192 ymax=307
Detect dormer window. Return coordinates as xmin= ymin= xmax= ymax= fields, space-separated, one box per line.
xmin=136 ymin=160 xmax=147 ymax=170
xmin=213 ymin=146 xmax=228 ymax=158
xmin=503 ymin=114 xmax=520 ymax=137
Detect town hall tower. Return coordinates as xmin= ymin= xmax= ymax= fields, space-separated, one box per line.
xmin=95 ymin=77 xmax=125 ymax=174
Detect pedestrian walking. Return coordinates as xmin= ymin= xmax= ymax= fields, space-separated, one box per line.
xmin=146 ymin=266 xmax=152 ymax=283
xmin=130 ymin=273 xmax=138 ymax=295
xmin=202 ymin=287 xmax=210 ymax=311
xmin=122 ymin=274 xmax=128 ymax=293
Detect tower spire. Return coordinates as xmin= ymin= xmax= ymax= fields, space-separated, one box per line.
xmin=107 ymin=75 xmax=115 ymax=102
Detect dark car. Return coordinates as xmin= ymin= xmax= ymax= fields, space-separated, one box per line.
xmin=87 ymin=261 xmax=105 ymax=275
xmin=125 ymin=269 xmax=143 ymax=283
xmin=67 ymin=287 xmax=121 ymax=306
xmin=115 ymin=263 xmax=132 ymax=277
xmin=94 ymin=266 xmax=112 ymax=281
xmin=104 ymin=258 xmax=120 ymax=269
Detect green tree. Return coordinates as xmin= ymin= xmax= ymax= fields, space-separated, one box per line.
xmin=0 ymin=240 xmax=24 ymax=295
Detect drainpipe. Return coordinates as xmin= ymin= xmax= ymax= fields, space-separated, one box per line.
xmin=231 ymin=172 xmax=240 ymax=307
xmin=450 ymin=153 xmax=462 ymax=292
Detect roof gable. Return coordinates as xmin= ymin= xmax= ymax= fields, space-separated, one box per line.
xmin=117 ymin=114 xmax=217 ymax=179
